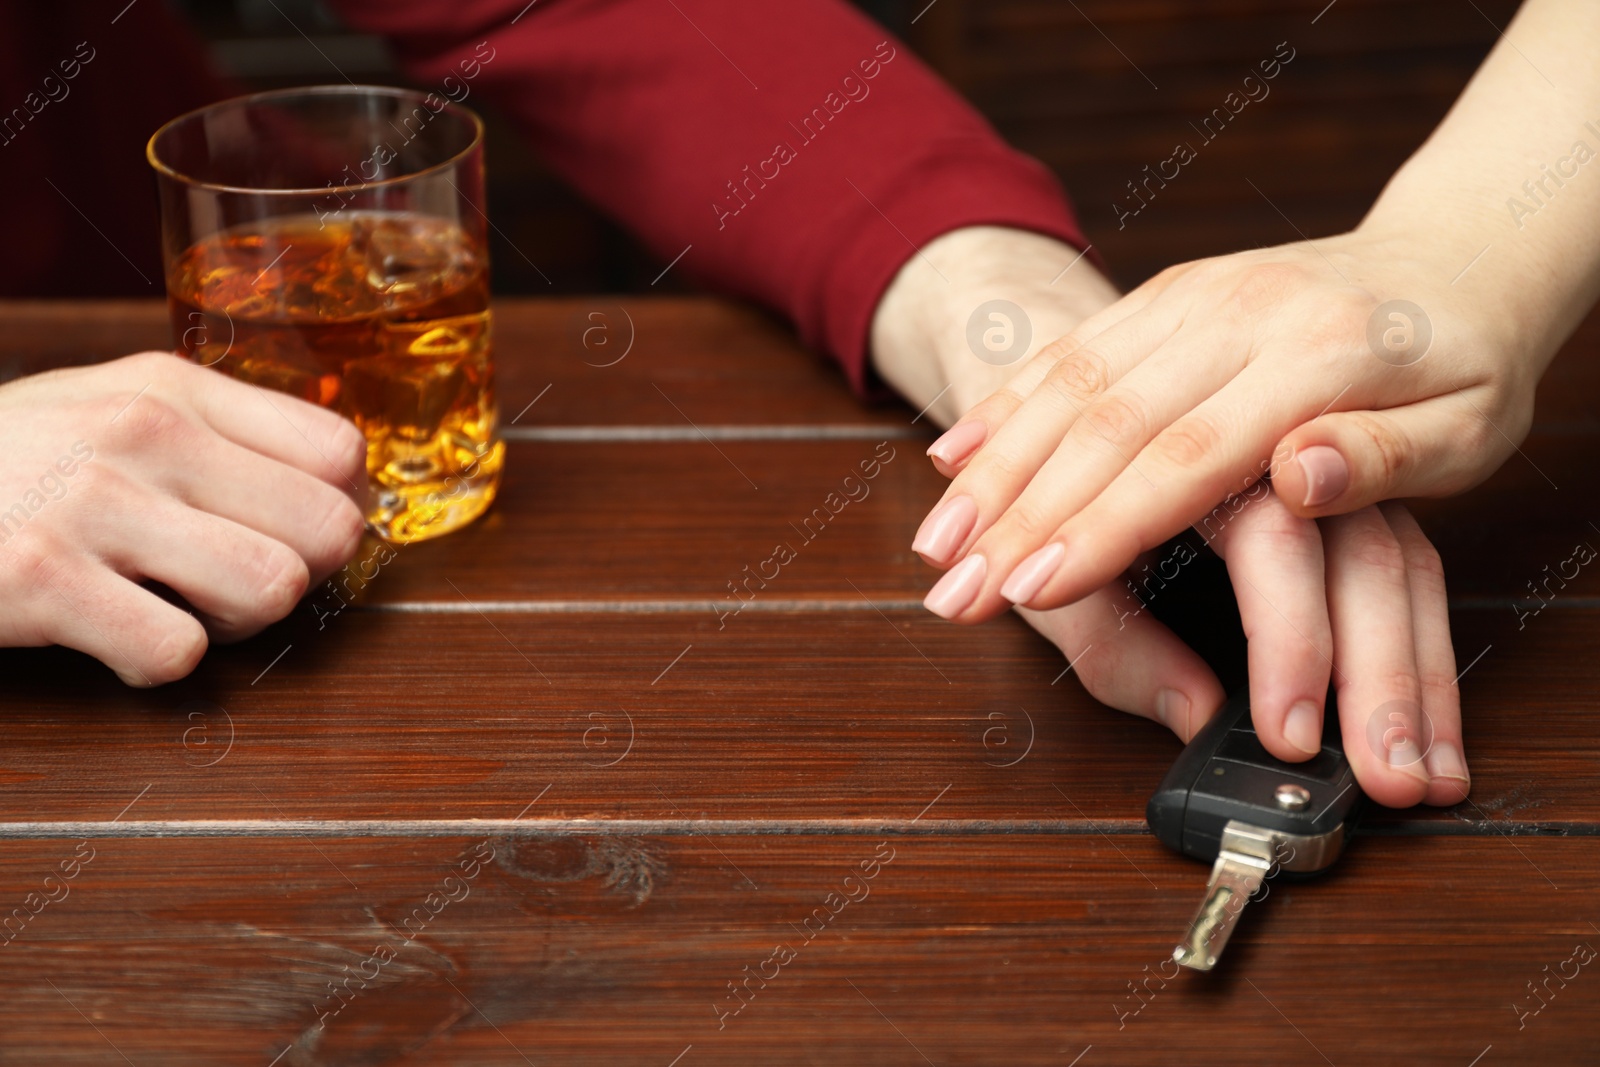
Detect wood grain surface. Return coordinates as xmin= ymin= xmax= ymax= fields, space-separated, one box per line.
xmin=2 ymin=295 xmax=1597 ymax=428
xmin=0 ymin=835 xmax=1594 ymax=1065
xmin=6 ymin=0 xmax=1600 ymax=1059
xmin=2 ymin=292 xmax=1599 ymax=1063
xmin=0 ymin=600 xmax=1596 ymax=830
xmin=0 ymin=297 xmax=913 ymax=428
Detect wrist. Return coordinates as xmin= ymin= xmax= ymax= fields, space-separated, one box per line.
xmin=1359 ymin=167 xmax=1583 ymax=377
xmin=1341 ymin=212 xmax=1547 ymax=392
xmin=870 ymin=226 xmax=1119 ymax=428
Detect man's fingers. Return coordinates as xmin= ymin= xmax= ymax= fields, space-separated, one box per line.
xmin=1384 ymin=503 xmax=1469 ymax=806
xmin=22 ymin=550 xmax=208 ymax=687
xmin=122 ymin=352 xmax=368 ymax=499
xmin=1322 ymin=507 xmax=1433 ymax=809
xmin=146 ymin=425 xmax=366 ymax=583
xmin=98 ymin=497 xmax=311 ymax=643
xmin=1206 ymin=490 xmax=1335 ymax=763
xmin=1016 ymin=584 xmax=1226 ymax=743
xmin=1273 ymin=392 xmax=1517 ymax=517
xmin=189 ymin=366 xmax=370 ymax=499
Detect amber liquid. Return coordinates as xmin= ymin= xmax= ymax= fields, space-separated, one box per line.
xmin=168 ymin=212 xmax=503 ymax=542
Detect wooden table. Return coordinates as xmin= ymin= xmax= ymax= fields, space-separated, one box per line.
xmin=0 ymin=297 xmax=1596 ymax=1065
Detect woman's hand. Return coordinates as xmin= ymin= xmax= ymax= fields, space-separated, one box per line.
xmin=914 ymin=0 xmax=1600 ymax=624
xmin=0 ymin=352 xmax=367 ymax=686
xmin=872 ymin=226 xmax=1468 ymax=808
xmin=912 ymin=228 xmax=1540 ymax=623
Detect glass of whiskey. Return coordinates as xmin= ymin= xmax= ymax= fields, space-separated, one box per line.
xmin=147 ymin=86 xmax=503 ymax=542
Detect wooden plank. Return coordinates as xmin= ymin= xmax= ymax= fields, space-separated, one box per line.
xmin=0 ymin=833 xmax=1592 ymax=1064
xmin=286 ymin=430 xmax=1598 ymax=608
xmin=0 ymin=297 xmax=909 ymax=429
xmin=342 ymin=438 xmax=933 ymax=605
xmin=487 ymin=297 xmax=910 ymax=430
xmin=4 ymin=282 xmax=1599 ymax=439
xmin=4 ymin=296 xmax=1598 ymax=434
xmin=0 ymin=606 xmax=1596 ymax=826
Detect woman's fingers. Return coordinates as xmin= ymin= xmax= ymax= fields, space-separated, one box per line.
xmin=1383 ymin=503 xmax=1469 ymax=806
xmin=1273 ymin=391 xmax=1520 ymax=517
xmin=1204 ymin=488 xmax=1336 ymax=762
xmin=1321 ymin=506 xmax=1434 ymax=809
xmin=966 ymin=347 xmax=1408 ymax=620
xmin=915 ymin=235 xmax=1534 ymax=629
xmin=914 ymin=305 xmax=1188 ymax=565
xmin=931 ymin=317 xmax=1286 ymax=618
xmin=928 ymin=348 xmax=1324 ymax=627
xmin=1015 ymin=583 xmax=1227 ymax=742
xmin=923 ymin=276 xmax=1182 ymax=478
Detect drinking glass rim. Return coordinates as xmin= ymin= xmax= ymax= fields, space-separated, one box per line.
xmin=146 ymin=84 xmax=485 ymax=197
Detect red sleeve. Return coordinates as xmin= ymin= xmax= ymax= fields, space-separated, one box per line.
xmin=327 ymin=0 xmax=1089 ymax=394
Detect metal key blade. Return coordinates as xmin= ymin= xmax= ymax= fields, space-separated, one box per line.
xmin=1172 ymin=821 xmax=1278 ymax=971
xmin=1149 ymin=690 xmax=1363 ymax=972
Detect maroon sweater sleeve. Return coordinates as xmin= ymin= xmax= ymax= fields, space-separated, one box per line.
xmin=328 ymin=0 xmax=1089 ymax=393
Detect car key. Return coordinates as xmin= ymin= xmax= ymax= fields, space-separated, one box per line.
xmin=1146 ymin=690 xmax=1362 ymax=971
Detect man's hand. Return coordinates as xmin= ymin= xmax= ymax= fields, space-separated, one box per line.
xmin=872 ymin=226 xmax=1468 ymax=807
xmin=0 ymin=352 xmax=366 ymax=686
xmin=1021 ymin=487 xmax=1466 ymax=810
xmin=870 ymin=225 xmax=1120 ymax=424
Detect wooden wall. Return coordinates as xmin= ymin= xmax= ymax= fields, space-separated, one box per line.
xmin=906 ymin=0 xmax=1520 ymax=287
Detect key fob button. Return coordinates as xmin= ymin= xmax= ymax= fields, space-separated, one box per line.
xmin=1212 ymin=730 xmax=1346 ymax=780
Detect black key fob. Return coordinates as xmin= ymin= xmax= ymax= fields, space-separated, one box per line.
xmin=1146 ymin=690 xmax=1363 ymax=970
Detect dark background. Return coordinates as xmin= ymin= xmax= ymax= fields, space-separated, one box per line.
xmin=168 ymin=0 xmax=1519 ymax=297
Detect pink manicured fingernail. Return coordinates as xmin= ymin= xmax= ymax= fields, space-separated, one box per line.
xmin=1000 ymin=542 xmax=1065 ymax=604
xmin=926 ymin=420 xmax=987 ymax=467
xmin=923 ymin=554 xmax=987 ymax=619
xmin=1297 ymin=445 xmax=1349 ymax=507
xmin=912 ymin=495 xmax=978 ymax=564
